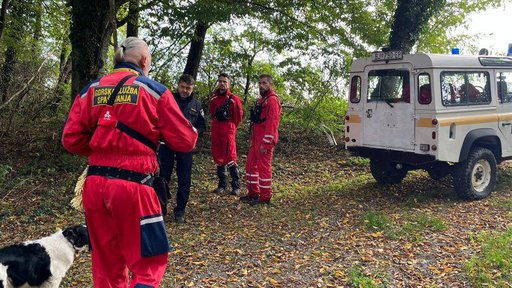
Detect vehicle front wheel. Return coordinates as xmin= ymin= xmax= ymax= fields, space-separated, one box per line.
xmin=453 ymin=147 xmax=497 ymax=200
xmin=370 ymin=159 xmax=407 ymax=184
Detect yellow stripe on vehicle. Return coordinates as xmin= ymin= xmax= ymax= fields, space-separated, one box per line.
xmin=438 ymin=114 xmax=499 ymax=127
xmin=416 ymin=118 xmax=435 ymax=127
xmin=347 ymin=115 xmax=362 ymax=124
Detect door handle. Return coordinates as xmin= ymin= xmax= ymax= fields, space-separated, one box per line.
xmin=502 ymin=122 xmax=511 ymax=126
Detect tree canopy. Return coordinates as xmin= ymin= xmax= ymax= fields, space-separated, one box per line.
xmin=0 ymin=0 xmax=508 ymax=135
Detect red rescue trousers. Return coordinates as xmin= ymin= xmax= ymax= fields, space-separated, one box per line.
xmin=245 ymin=141 xmax=274 ymax=201
xmin=211 ymin=129 xmax=237 ymax=166
xmin=83 ymin=176 xmax=169 ymax=288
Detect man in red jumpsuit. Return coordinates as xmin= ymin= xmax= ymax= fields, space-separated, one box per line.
xmin=241 ymin=74 xmax=282 ymax=205
xmin=62 ymin=37 xmax=197 ymax=288
xmin=209 ymin=73 xmax=243 ymax=195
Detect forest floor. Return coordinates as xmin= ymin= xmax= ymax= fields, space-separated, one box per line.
xmin=0 ymin=121 xmax=511 ymax=287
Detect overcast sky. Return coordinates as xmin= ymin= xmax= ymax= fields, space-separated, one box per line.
xmin=466 ymin=4 xmax=512 ymax=55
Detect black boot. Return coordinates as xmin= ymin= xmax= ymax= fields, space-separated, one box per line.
xmin=214 ymin=165 xmax=228 ymax=193
xmin=228 ymin=164 xmax=241 ymax=196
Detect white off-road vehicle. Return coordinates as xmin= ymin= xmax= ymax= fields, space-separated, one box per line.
xmin=344 ymin=51 xmax=512 ymax=199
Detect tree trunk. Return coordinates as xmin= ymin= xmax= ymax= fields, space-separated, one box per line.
xmin=0 ymin=0 xmax=9 ymax=40
xmin=389 ymin=0 xmax=445 ymax=53
xmin=32 ymin=0 xmax=42 ymax=53
xmin=0 ymin=45 xmax=15 ymax=104
xmin=69 ymin=0 xmax=115 ymax=100
xmin=51 ymin=42 xmax=72 ymax=112
xmin=183 ymin=21 xmax=208 ymax=79
xmin=243 ymin=55 xmax=256 ymax=104
xmin=126 ymin=0 xmax=139 ymax=37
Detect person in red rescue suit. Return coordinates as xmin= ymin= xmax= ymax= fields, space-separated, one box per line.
xmin=62 ymin=37 xmax=198 ymax=288
xmin=240 ymin=74 xmax=282 ymax=205
xmin=209 ymin=73 xmax=244 ymax=195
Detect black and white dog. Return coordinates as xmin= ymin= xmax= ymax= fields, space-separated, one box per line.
xmin=0 ymin=225 xmax=88 ymax=288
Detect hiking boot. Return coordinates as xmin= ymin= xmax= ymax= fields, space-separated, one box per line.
xmin=214 ymin=165 xmax=228 ymax=193
xmin=230 ymin=188 xmax=241 ymax=196
xmin=228 ymin=164 xmax=241 ymax=196
xmin=174 ymin=215 xmax=185 ymax=224
xmin=213 ymin=187 xmax=225 ymax=194
xmin=240 ymin=195 xmax=259 ymax=203
xmin=249 ymin=198 xmax=271 ymax=206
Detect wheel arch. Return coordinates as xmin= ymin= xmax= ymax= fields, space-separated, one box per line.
xmin=459 ymin=128 xmax=501 ymax=162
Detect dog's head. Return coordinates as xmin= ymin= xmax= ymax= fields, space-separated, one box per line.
xmin=62 ymin=225 xmax=89 ymax=252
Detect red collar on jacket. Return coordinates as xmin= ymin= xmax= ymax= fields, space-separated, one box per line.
xmin=214 ymin=88 xmax=232 ymax=97
xmin=259 ymin=89 xmax=277 ymax=102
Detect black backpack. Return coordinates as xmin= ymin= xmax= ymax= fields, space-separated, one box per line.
xmin=214 ymin=96 xmax=232 ymax=121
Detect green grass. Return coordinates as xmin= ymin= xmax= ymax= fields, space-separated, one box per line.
xmin=465 ymin=227 xmax=512 ymax=287
xmin=343 ymin=156 xmax=370 ymax=167
xmin=396 ymin=212 xmax=447 ymax=241
xmin=362 ymin=210 xmax=447 ymax=241
xmin=348 ymin=264 xmax=386 ymax=288
xmin=362 ymin=210 xmax=392 ymax=231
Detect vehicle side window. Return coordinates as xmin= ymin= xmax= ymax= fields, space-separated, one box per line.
xmin=497 ymin=72 xmax=512 ymax=103
xmin=418 ymin=73 xmax=431 ymax=105
xmin=367 ymin=69 xmax=410 ymax=103
xmin=350 ymin=76 xmax=361 ymax=103
xmin=441 ymin=71 xmax=491 ymax=106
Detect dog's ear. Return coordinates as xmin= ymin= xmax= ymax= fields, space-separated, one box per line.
xmin=63 ymin=227 xmax=75 ymax=239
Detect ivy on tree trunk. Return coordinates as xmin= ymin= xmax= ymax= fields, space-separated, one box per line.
xmin=389 ymin=0 xmax=445 ymax=53
xmin=69 ymin=0 xmax=114 ymax=99
xmin=183 ymin=21 xmax=208 ymax=79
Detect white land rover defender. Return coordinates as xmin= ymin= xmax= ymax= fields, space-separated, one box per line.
xmin=344 ymin=51 xmax=512 ymax=199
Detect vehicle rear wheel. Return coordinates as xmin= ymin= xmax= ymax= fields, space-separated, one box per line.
xmin=370 ymin=158 xmax=407 ymax=184
xmin=453 ymin=147 xmax=496 ymax=200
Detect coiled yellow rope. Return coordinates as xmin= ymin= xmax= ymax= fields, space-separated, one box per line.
xmin=71 ymin=166 xmax=87 ymax=212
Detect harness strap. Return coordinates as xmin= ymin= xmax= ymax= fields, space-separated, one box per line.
xmin=87 ymin=165 xmax=154 ymax=187
xmin=105 ymin=74 xmax=158 ymax=152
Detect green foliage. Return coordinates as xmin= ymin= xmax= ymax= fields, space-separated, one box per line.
xmin=465 ymin=227 xmax=512 ymax=287
xmin=0 ymin=164 xmax=13 ymax=184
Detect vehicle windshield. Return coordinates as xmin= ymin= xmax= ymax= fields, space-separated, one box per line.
xmin=368 ymin=69 xmax=410 ymax=103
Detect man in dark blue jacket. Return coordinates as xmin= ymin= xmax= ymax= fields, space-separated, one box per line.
xmin=159 ymin=74 xmax=206 ymax=223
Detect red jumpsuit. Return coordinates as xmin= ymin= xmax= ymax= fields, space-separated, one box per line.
xmin=62 ymin=62 xmax=197 ymax=288
xmin=246 ymin=89 xmax=282 ymax=201
xmin=209 ymin=89 xmax=243 ymax=166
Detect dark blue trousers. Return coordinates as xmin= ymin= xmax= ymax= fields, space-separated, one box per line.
xmin=158 ymin=145 xmax=193 ymax=217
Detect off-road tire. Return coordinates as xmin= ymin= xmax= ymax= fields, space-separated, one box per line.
xmin=370 ymin=158 xmax=407 ymax=184
xmin=453 ymin=147 xmax=497 ymax=200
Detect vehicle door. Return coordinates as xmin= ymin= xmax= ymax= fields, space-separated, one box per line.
xmin=362 ymin=64 xmax=415 ymax=151
xmin=495 ymin=70 xmax=512 ymax=155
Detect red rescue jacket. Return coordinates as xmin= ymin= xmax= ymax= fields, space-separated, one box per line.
xmin=209 ymin=89 xmax=243 ymax=134
xmin=62 ymin=62 xmax=198 ymax=174
xmin=252 ymin=89 xmax=281 ymax=149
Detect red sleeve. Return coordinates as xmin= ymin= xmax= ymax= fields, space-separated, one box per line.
xmin=262 ymin=97 xmax=282 ymax=148
xmin=157 ymin=91 xmax=198 ymax=152
xmin=62 ymin=94 xmax=93 ymax=156
xmin=232 ymin=95 xmax=243 ymax=127
xmin=209 ymin=96 xmax=216 ymax=119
